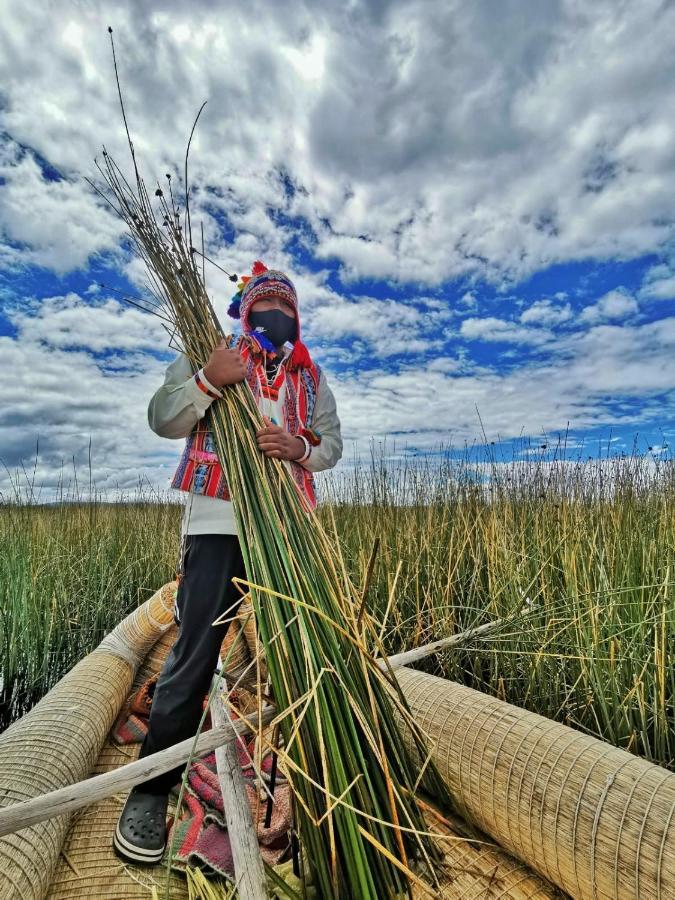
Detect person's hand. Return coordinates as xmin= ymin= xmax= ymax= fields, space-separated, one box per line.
xmin=256 ymin=416 xmax=305 ymax=461
xmin=203 ymin=340 xmax=247 ymax=388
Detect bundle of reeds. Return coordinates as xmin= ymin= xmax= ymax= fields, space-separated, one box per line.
xmin=87 ymin=31 xmax=453 ymax=898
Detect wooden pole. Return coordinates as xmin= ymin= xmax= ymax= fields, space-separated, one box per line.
xmin=0 ymin=612 xmax=515 ymax=838
xmin=0 ymin=706 xmax=274 ymax=838
xmin=384 ymin=610 xmax=516 ymax=671
xmin=212 ymin=675 xmax=267 ymax=900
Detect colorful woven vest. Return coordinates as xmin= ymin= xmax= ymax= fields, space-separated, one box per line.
xmin=170 ymin=341 xmax=322 ymax=511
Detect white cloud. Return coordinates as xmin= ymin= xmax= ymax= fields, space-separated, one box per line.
xmin=579 ymin=288 xmax=638 ymax=323
xmin=639 ymin=263 xmax=675 ymax=300
xmin=6 ymin=292 xmax=168 ymax=352
xmin=1 ymin=3 xmax=675 ymax=284
xmin=425 ymin=357 xmax=464 ymax=374
xmin=459 ymin=291 xmax=477 ymax=309
xmin=0 ymin=140 xmax=125 ymax=273
xmin=0 ymin=289 xmax=187 ymax=500
xmin=1 ymin=289 xmax=673 ymax=498
xmin=460 ymin=316 xmax=552 ymax=345
xmin=331 ymin=317 xmax=675 ymax=446
xmin=640 ymin=276 xmax=675 ymax=300
xmin=520 ymin=299 xmax=572 ymax=326
xmin=0 ymin=334 xmax=178 ymax=499
xmin=295 ymin=288 xmax=453 ymax=358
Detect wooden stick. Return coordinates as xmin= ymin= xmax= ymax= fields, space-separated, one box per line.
xmin=264 ymin=725 xmax=280 ymax=829
xmin=212 ymin=675 xmax=267 ymax=900
xmin=383 ymin=609 xmax=520 ymax=671
xmin=0 ymin=706 xmax=275 ymax=838
xmin=0 ymin=611 xmax=516 ymax=838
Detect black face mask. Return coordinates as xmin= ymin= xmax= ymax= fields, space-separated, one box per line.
xmin=248 ymin=308 xmax=297 ymax=349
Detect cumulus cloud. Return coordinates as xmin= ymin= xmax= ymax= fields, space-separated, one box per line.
xmin=520 ymin=299 xmax=572 ymax=326
xmin=1 ymin=1 xmax=674 ymax=497
xmin=458 ymin=291 xmax=477 ymax=309
xmin=641 ymin=277 xmax=675 ymax=300
xmin=579 ymin=288 xmax=639 ymax=323
xmin=460 ymin=316 xmax=553 ymax=345
xmin=302 ymin=291 xmax=453 ymax=358
xmin=1 ymin=289 xmax=673 ymax=498
xmin=6 ymin=291 xmax=168 ymax=353
xmin=639 ymin=263 xmax=675 ymax=300
xmin=0 ymin=333 xmax=176 ymax=499
xmin=0 ymin=139 xmax=125 ymax=273
xmin=333 ymin=317 xmax=675 ymax=446
xmin=2 ymin=2 xmax=675 ymax=285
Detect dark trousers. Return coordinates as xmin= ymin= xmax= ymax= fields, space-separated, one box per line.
xmin=138 ymin=533 xmax=247 ymax=794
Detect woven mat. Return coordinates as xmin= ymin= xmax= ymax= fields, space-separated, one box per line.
xmin=412 ymin=814 xmax=565 ymax=898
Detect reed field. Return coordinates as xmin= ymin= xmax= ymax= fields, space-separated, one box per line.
xmin=1 ymin=446 xmax=673 ymax=769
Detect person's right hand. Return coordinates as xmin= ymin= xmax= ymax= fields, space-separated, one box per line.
xmin=203 ymin=341 xmax=247 ymax=388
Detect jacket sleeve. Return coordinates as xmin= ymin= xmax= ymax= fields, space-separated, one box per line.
xmin=148 ymin=353 xmax=221 ymax=439
xmin=297 ymin=369 xmax=343 ymax=473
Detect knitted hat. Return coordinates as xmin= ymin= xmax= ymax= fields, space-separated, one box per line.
xmin=228 ymin=260 xmax=312 ymax=370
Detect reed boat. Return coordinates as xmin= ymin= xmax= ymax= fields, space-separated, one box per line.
xmin=0 ymin=582 xmax=673 ymax=899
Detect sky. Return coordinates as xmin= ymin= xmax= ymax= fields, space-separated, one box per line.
xmin=1 ymin=0 xmax=674 ymax=500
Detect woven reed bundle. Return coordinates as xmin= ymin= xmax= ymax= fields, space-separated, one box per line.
xmin=0 ymin=584 xmax=176 ymax=900
xmin=46 ymin=627 xmax=188 ymax=899
xmin=98 ymin=582 xmax=178 ymax=668
xmin=223 ymin=599 xmax=262 ymax=677
xmin=394 ymin=668 xmax=675 ymax=900
xmin=47 ymin=595 xmax=256 ymax=899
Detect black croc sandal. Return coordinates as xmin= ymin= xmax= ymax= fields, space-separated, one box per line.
xmin=113 ymin=788 xmax=169 ymax=865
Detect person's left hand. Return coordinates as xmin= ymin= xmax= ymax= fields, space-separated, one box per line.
xmin=256 ymin=416 xmax=305 ymax=460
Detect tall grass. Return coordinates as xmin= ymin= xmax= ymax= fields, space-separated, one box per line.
xmin=324 ymin=443 xmax=675 ymax=768
xmin=0 ymin=476 xmax=180 ymax=729
xmin=1 ymin=446 xmax=673 ymax=769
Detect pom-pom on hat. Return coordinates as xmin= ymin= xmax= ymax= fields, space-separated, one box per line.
xmin=228 ymin=260 xmax=313 ymax=371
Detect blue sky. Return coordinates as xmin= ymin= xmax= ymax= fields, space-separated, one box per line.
xmin=1 ymin=1 xmax=674 ymax=499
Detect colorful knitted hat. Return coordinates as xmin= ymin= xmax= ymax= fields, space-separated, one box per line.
xmin=228 ymin=260 xmax=313 ymax=370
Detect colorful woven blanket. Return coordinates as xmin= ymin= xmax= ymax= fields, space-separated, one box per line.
xmin=113 ymin=676 xmax=292 ymax=879
xmin=169 ymin=745 xmax=291 ymax=876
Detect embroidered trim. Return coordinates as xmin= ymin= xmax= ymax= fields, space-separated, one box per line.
xmin=298 ymin=426 xmax=321 ymax=447
xmin=194 ymin=371 xmax=221 ymax=400
xmin=189 ymin=448 xmax=220 ymax=464
xmin=170 ymin=424 xmax=231 ymax=499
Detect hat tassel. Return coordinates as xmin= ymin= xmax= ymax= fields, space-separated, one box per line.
xmin=288 ymin=339 xmax=312 ymax=371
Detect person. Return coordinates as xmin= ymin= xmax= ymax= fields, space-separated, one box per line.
xmin=113 ymin=261 xmax=343 ymax=864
